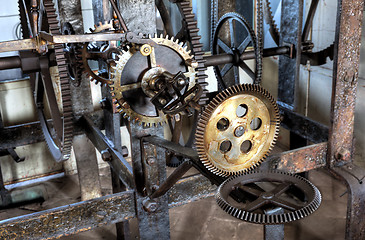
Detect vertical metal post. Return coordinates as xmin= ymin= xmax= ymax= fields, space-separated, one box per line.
xmin=264 ymin=208 xmax=284 ymax=240
xmin=57 ymin=0 xmax=103 ymax=201
xmin=327 ymin=0 xmax=365 ymax=239
xmin=327 ymin=0 xmax=364 ymax=167
xmin=278 ymin=0 xmax=303 ymax=109
xmin=92 ymin=0 xmax=131 ymax=238
xmin=130 ymin=124 xmax=170 ymax=240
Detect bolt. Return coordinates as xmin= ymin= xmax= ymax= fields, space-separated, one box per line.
xmin=147 ymin=156 xmax=156 ymax=165
xmin=159 ymin=98 xmax=167 ymax=105
xmin=122 ymin=146 xmax=129 ymax=158
xmin=234 ymin=126 xmax=245 ymax=137
xmin=142 ymin=199 xmax=158 ymax=213
xmin=152 ymin=185 xmax=159 ymax=191
xmin=335 ymin=147 xmax=351 ymax=161
xmin=177 ymin=78 xmax=187 ymax=86
xmin=99 ymin=98 xmax=110 ymax=110
xmin=101 ymin=149 xmax=112 ymax=162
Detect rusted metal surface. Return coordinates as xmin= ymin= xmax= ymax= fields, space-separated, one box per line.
xmin=73 ymin=135 xmax=102 ymax=201
xmin=130 ymin=123 xmax=170 ymax=240
xmin=328 ymin=0 xmax=364 ymax=166
xmin=81 ymin=116 xmax=135 ymax=190
xmin=150 ymin=161 xmax=193 ymax=199
xmin=278 ymin=0 xmax=303 ymax=109
xmin=0 ymin=191 xmax=135 ymax=239
xmin=168 ymin=174 xmax=217 ymax=208
xmin=266 ymin=142 xmax=327 ymax=173
xmin=279 ymin=103 xmax=329 ymax=143
xmin=330 ymin=163 xmax=365 ymax=239
xmin=0 ymin=121 xmax=45 ymax=149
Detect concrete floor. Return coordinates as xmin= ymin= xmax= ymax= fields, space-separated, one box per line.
xmin=0 ymin=166 xmax=348 ymax=240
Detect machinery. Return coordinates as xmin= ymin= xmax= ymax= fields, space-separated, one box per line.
xmin=0 ymin=0 xmax=364 ymax=239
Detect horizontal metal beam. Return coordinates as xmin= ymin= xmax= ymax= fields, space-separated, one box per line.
xmin=168 ymin=174 xmax=217 ymax=208
xmin=0 ymin=121 xmax=45 ymax=149
xmin=0 ymin=39 xmax=37 ymax=53
xmin=263 ymin=142 xmax=327 ymax=173
xmin=0 ymin=173 xmax=217 ymax=239
xmin=0 ymin=191 xmax=136 ymax=239
xmin=39 ymin=32 xmax=126 ymax=44
xmin=279 ymin=103 xmax=329 ymax=143
xmin=143 ymin=135 xmax=199 ymax=161
xmin=80 ymin=116 xmax=135 ymax=190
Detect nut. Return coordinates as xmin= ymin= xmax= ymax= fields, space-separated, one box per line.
xmin=146 ymin=156 xmax=156 ymax=165
xmin=142 ymin=199 xmax=158 ymax=213
xmin=335 ymin=147 xmax=351 ymax=161
xmin=101 ymin=149 xmax=112 ymax=162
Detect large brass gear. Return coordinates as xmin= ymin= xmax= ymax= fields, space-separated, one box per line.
xmin=110 ymin=35 xmax=197 ymax=127
xmin=195 ymin=84 xmax=280 ymax=176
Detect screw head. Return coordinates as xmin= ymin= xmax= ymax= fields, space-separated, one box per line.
xmin=147 ymin=156 xmax=156 ymax=165
xmin=101 ymin=149 xmax=112 ymax=162
xmin=142 ymin=199 xmax=158 ymax=212
xmin=234 ymin=126 xmax=245 ymax=137
xmin=335 ymin=147 xmax=351 ymax=161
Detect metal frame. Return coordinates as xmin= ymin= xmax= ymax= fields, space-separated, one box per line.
xmin=0 ymin=0 xmax=365 ymax=239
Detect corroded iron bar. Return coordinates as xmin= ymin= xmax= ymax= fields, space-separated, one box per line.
xmin=0 ymin=191 xmax=135 ymax=239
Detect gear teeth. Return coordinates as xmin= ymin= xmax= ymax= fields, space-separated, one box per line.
xmin=215 ymin=171 xmax=322 ymax=224
xmin=195 ymin=84 xmax=280 ymax=177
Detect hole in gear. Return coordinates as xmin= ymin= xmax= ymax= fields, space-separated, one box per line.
xmin=250 ymin=117 xmax=262 ymax=130
xmin=217 ymin=118 xmax=230 ymax=131
xmin=220 ymin=140 xmax=232 ymax=153
xmin=240 ymin=140 xmax=252 ymax=153
xmin=237 ymin=104 xmax=248 ymax=117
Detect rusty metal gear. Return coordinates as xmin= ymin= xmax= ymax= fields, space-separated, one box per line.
xmin=90 ymin=20 xmax=115 ymax=33
xmin=62 ymin=22 xmax=84 ymax=87
xmin=216 ymin=170 xmax=322 ymax=224
xmin=263 ymin=0 xmax=280 ymax=46
xmin=110 ymin=35 xmax=197 ymax=127
xmin=212 ymin=12 xmax=262 ymax=89
xmin=195 ymin=84 xmax=280 ymax=177
xmin=35 ymin=0 xmax=74 ymax=162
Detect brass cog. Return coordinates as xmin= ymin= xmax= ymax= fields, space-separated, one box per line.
xmin=195 ymin=84 xmax=280 ymax=176
xmin=110 ymin=35 xmax=197 ymax=127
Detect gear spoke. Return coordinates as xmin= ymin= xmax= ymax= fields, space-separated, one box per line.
xmin=218 ymin=39 xmax=233 ymax=54
xmin=237 ymin=185 xmax=263 ymax=197
xmin=237 ymin=36 xmax=251 ymax=53
xmin=271 ymin=197 xmax=304 ymax=211
xmin=234 ymin=66 xmax=239 ymax=85
xmin=245 ymin=197 xmax=266 ymax=212
xmin=239 ymin=62 xmax=255 ymax=80
xmin=271 ymin=182 xmax=292 ymax=196
xmin=220 ymin=63 xmax=233 ymax=77
xmin=216 ymin=171 xmax=322 ymax=224
xmin=119 ymin=82 xmax=142 ymax=93
xmin=229 ymin=18 xmax=235 ymax=48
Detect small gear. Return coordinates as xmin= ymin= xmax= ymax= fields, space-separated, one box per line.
xmin=216 ymin=170 xmax=322 ymax=224
xmin=195 ymin=84 xmax=280 ymax=176
xmin=62 ymin=22 xmax=84 ymax=87
xmin=110 ymin=35 xmax=197 ymax=127
xmin=90 ymin=20 xmax=115 ymax=33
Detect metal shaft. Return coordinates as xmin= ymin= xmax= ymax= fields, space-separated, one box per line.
xmin=0 ymin=56 xmax=22 ymax=70
xmin=203 ymin=46 xmax=290 ymax=67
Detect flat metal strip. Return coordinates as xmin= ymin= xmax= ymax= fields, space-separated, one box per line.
xmin=0 ymin=191 xmax=135 ymax=239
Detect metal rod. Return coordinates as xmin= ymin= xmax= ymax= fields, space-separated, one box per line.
xmin=80 ymin=116 xmax=135 ymax=189
xmin=0 ymin=56 xmax=22 ymax=70
xmin=150 ymin=160 xmax=193 ymax=199
xmin=203 ymin=46 xmax=290 ymax=67
xmin=108 ymin=0 xmax=128 ymax=32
